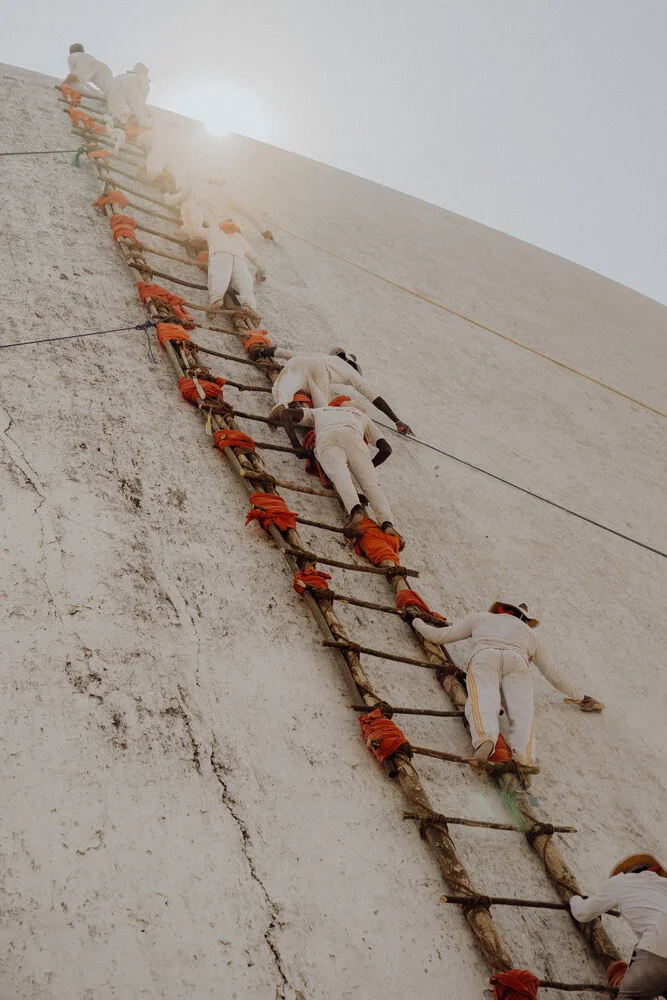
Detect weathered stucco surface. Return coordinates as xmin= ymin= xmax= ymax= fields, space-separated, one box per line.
xmin=1 ymin=63 xmax=665 ymax=999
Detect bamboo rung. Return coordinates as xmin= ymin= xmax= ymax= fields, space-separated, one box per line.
xmin=285 ymin=551 xmax=417 ymax=577
xmin=403 ymin=813 xmax=576 ymax=834
xmin=535 ymin=983 xmax=616 ymax=994
xmin=441 ymin=894 xmax=598 ymax=911
xmin=413 ymin=745 xmax=541 ymax=773
xmin=351 ymin=704 xmax=460 ymax=716
xmin=322 ymin=639 xmax=434 ymax=667
xmin=190 ymin=344 xmax=259 ymax=367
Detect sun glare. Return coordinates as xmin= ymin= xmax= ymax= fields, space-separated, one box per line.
xmin=160 ymin=82 xmax=269 ymax=140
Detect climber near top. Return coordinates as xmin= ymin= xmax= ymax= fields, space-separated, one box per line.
xmin=182 ymin=219 xmax=266 ymax=322
xmin=164 ymin=179 xmax=274 ymax=242
xmin=571 ymin=854 xmax=667 ymax=1000
xmin=63 ymin=44 xmax=114 ymax=98
xmin=406 ymin=600 xmax=604 ymax=770
xmin=280 ymin=399 xmax=402 ymax=544
xmin=107 ymin=63 xmax=151 ymax=127
xmin=261 ymin=348 xmax=412 ymax=435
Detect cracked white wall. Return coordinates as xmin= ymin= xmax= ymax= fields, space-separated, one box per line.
xmin=1 ymin=63 xmax=666 ymax=1000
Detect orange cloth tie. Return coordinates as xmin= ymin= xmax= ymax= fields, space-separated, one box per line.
xmin=214 ymin=429 xmax=256 ymax=453
xmin=156 ymin=323 xmax=192 ymax=348
xmin=606 ymin=962 xmax=628 ymax=988
xmin=241 ymin=329 xmax=272 ymax=355
xmin=358 ymin=709 xmax=411 ymax=764
xmin=328 ymin=395 xmax=352 ymax=407
xmin=109 ymin=214 xmax=138 ymax=242
xmin=488 ymin=733 xmax=512 ymax=763
xmin=245 ymin=492 xmax=297 ymax=533
xmin=293 ymin=568 xmax=332 ymax=596
xmin=197 ymin=250 xmax=209 ymax=265
xmin=395 ymin=590 xmax=447 ymax=621
xmin=61 ymin=83 xmax=81 ymax=105
xmin=219 ymin=219 xmax=241 ymax=234
xmin=92 ymin=190 xmax=128 ymax=212
xmin=490 ymin=970 xmax=541 ymax=1000
xmin=292 ymin=391 xmax=313 ymax=407
xmin=137 ymin=282 xmax=195 ymax=327
xmin=69 ymin=108 xmax=104 ymax=132
xmin=354 ymin=518 xmax=401 ymax=566
xmin=178 ymin=377 xmax=224 ymax=404
xmin=87 ymin=148 xmax=111 ymax=162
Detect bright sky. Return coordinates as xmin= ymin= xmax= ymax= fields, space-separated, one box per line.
xmin=5 ymin=1 xmax=667 ymax=304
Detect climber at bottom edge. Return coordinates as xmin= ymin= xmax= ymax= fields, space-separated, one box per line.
xmin=571 ymin=854 xmax=667 ymax=1000
xmin=403 ymin=600 xmax=604 ymax=776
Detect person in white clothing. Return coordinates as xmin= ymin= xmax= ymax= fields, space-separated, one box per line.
xmin=280 ymin=400 xmax=401 ymax=541
xmin=570 ymin=853 xmax=667 ymax=1000
xmin=261 ymin=348 xmax=412 ymax=434
xmin=409 ymin=600 xmax=604 ymax=766
xmin=107 ymin=63 xmax=150 ymax=126
xmin=164 ymin=180 xmax=273 ymax=241
xmin=63 ymin=44 xmax=114 ymax=97
xmin=182 ymin=219 xmax=265 ymax=315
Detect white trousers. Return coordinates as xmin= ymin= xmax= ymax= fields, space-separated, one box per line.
xmin=465 ymin=648 xmax=535 ymax=764
xmin=315 ymin=427 xmax=392 ymax=524
xmin=273 ymin=366 xmax=330 ymax=407
xmin=208 ymin=252 xmax=257 ymax=310
xmin=180 ymin=196 xmax=220 ymax=230
xmin=107 ymin=81 xmax=149 ymax=126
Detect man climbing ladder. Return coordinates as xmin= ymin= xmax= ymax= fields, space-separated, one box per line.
xmin=407 ymin=600 xmax=604 ymax=767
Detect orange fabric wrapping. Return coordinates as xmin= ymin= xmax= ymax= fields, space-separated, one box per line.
xmin=293 ymin=568 xmax=332 ymax=596
xmin=214 ymin=429 xmax=256 ymax=453
xmin=292 ymin=391 xmax=313 ymax=407
xmin=156 ymin=323 xmax=192 ymax=348
xmin=245 ymin=492 xmax=297 ymax=533
xmin=241 ymin=329 xmax=272 ymax=354
xmin=219 ymin=220 xmax=241 ymax=233
xmin=491 ymin=970 xmax=541 ymax=1000
xmin=301 ymin=430 xmax=333 ymax=488
xmin=92 ymin=190 xmax=128 ymax=212
xmin=354 ymin=518 xmax=401 ymax=566
xmin=395 ymin=590 xmax=447 ymax=621
xmin=606 ymin=961 xmax=628 ymax=988
xmin=61 ymin=83 xmax=81 ymax=105
xmin=178 ymin=377 xmax=224 ymax=404
xmin=359 ymin=709 xmax=411 ymax=763
xmin=109 ymin=214 xmax=138 ymax=242
xmin=328 ymin=395 xmax=352 ymax=407
xmin=87 ymin=148 xmax=110 ymax=162
xmin=489 ymin=733 xmax=512 ymax=763
xmin=196 ymin=250 xmax=209 ymax=265
xmin=69 ymin=108 xmax=104 ymax=132
xmin=137 ymin=282 xmax=195 ymax=327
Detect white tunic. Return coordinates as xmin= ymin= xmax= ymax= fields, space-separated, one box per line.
xmin=571 ymin=872 xmax=667 ymax=959
xmin=297 ymin=404 xmax=381 ymax=446
xmin=413 ymin=611 xmax=583 ymax=700
xmin=67 ymin=52 xmax=114 ymax=95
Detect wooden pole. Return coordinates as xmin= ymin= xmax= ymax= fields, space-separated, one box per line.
xmin=352 ymin=704 xmax=461 ymax=715
xmin=404 ymin=814 xmax=576 ymax=834
xmin=537 ymin=983 xmax=616 ymax=995
xmin=322 ymin=639 xmax=437 ymax=667
xmin=441 ymin=895 xmax=608 ymax=912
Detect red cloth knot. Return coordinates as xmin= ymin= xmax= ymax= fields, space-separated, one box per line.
xmin=354 ymin=518 xmax=401 ymax=566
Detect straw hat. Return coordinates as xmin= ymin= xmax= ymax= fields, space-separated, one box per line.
xmin=609 ymin=854 xmax=667 ymax=878
xmin=489 ymin=601 xmax=539 ymax=628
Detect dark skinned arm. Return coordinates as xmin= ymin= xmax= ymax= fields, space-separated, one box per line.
xmin=280 ymin=407 xmax=308 ymax=456
xmin=371 ymin=396 xmax=413 ymax=436
xmin=372 ymin=438 xmax=392 ymax=467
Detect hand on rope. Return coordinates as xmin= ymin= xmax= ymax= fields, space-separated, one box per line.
xmin=396 ymin=421 xmax=414 ymax=436
xmin=353 ymin=518 xmax=401 ymax=566
xmin=564 ymin=695 xmax=605 ymax=713
xmin=358 ymin=709 xmax=412 ymax=767
xmin=245 ymin=492 xmax=297 ymax=533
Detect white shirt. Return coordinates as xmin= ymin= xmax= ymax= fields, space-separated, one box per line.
xmin=67 ymin=52 xmax=114 ymax=94
xmin=181 ymin=225 xmax=264 ymax=271
xmin=413 ymin=611 xmax=583 ymax=700
xmin=570 ymin=872 xmax=667 ymax=959
xmin=273 ymin=353 xmax=377 ymax=402
xmin=297 ymin=404 xmax=381 ymax=447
